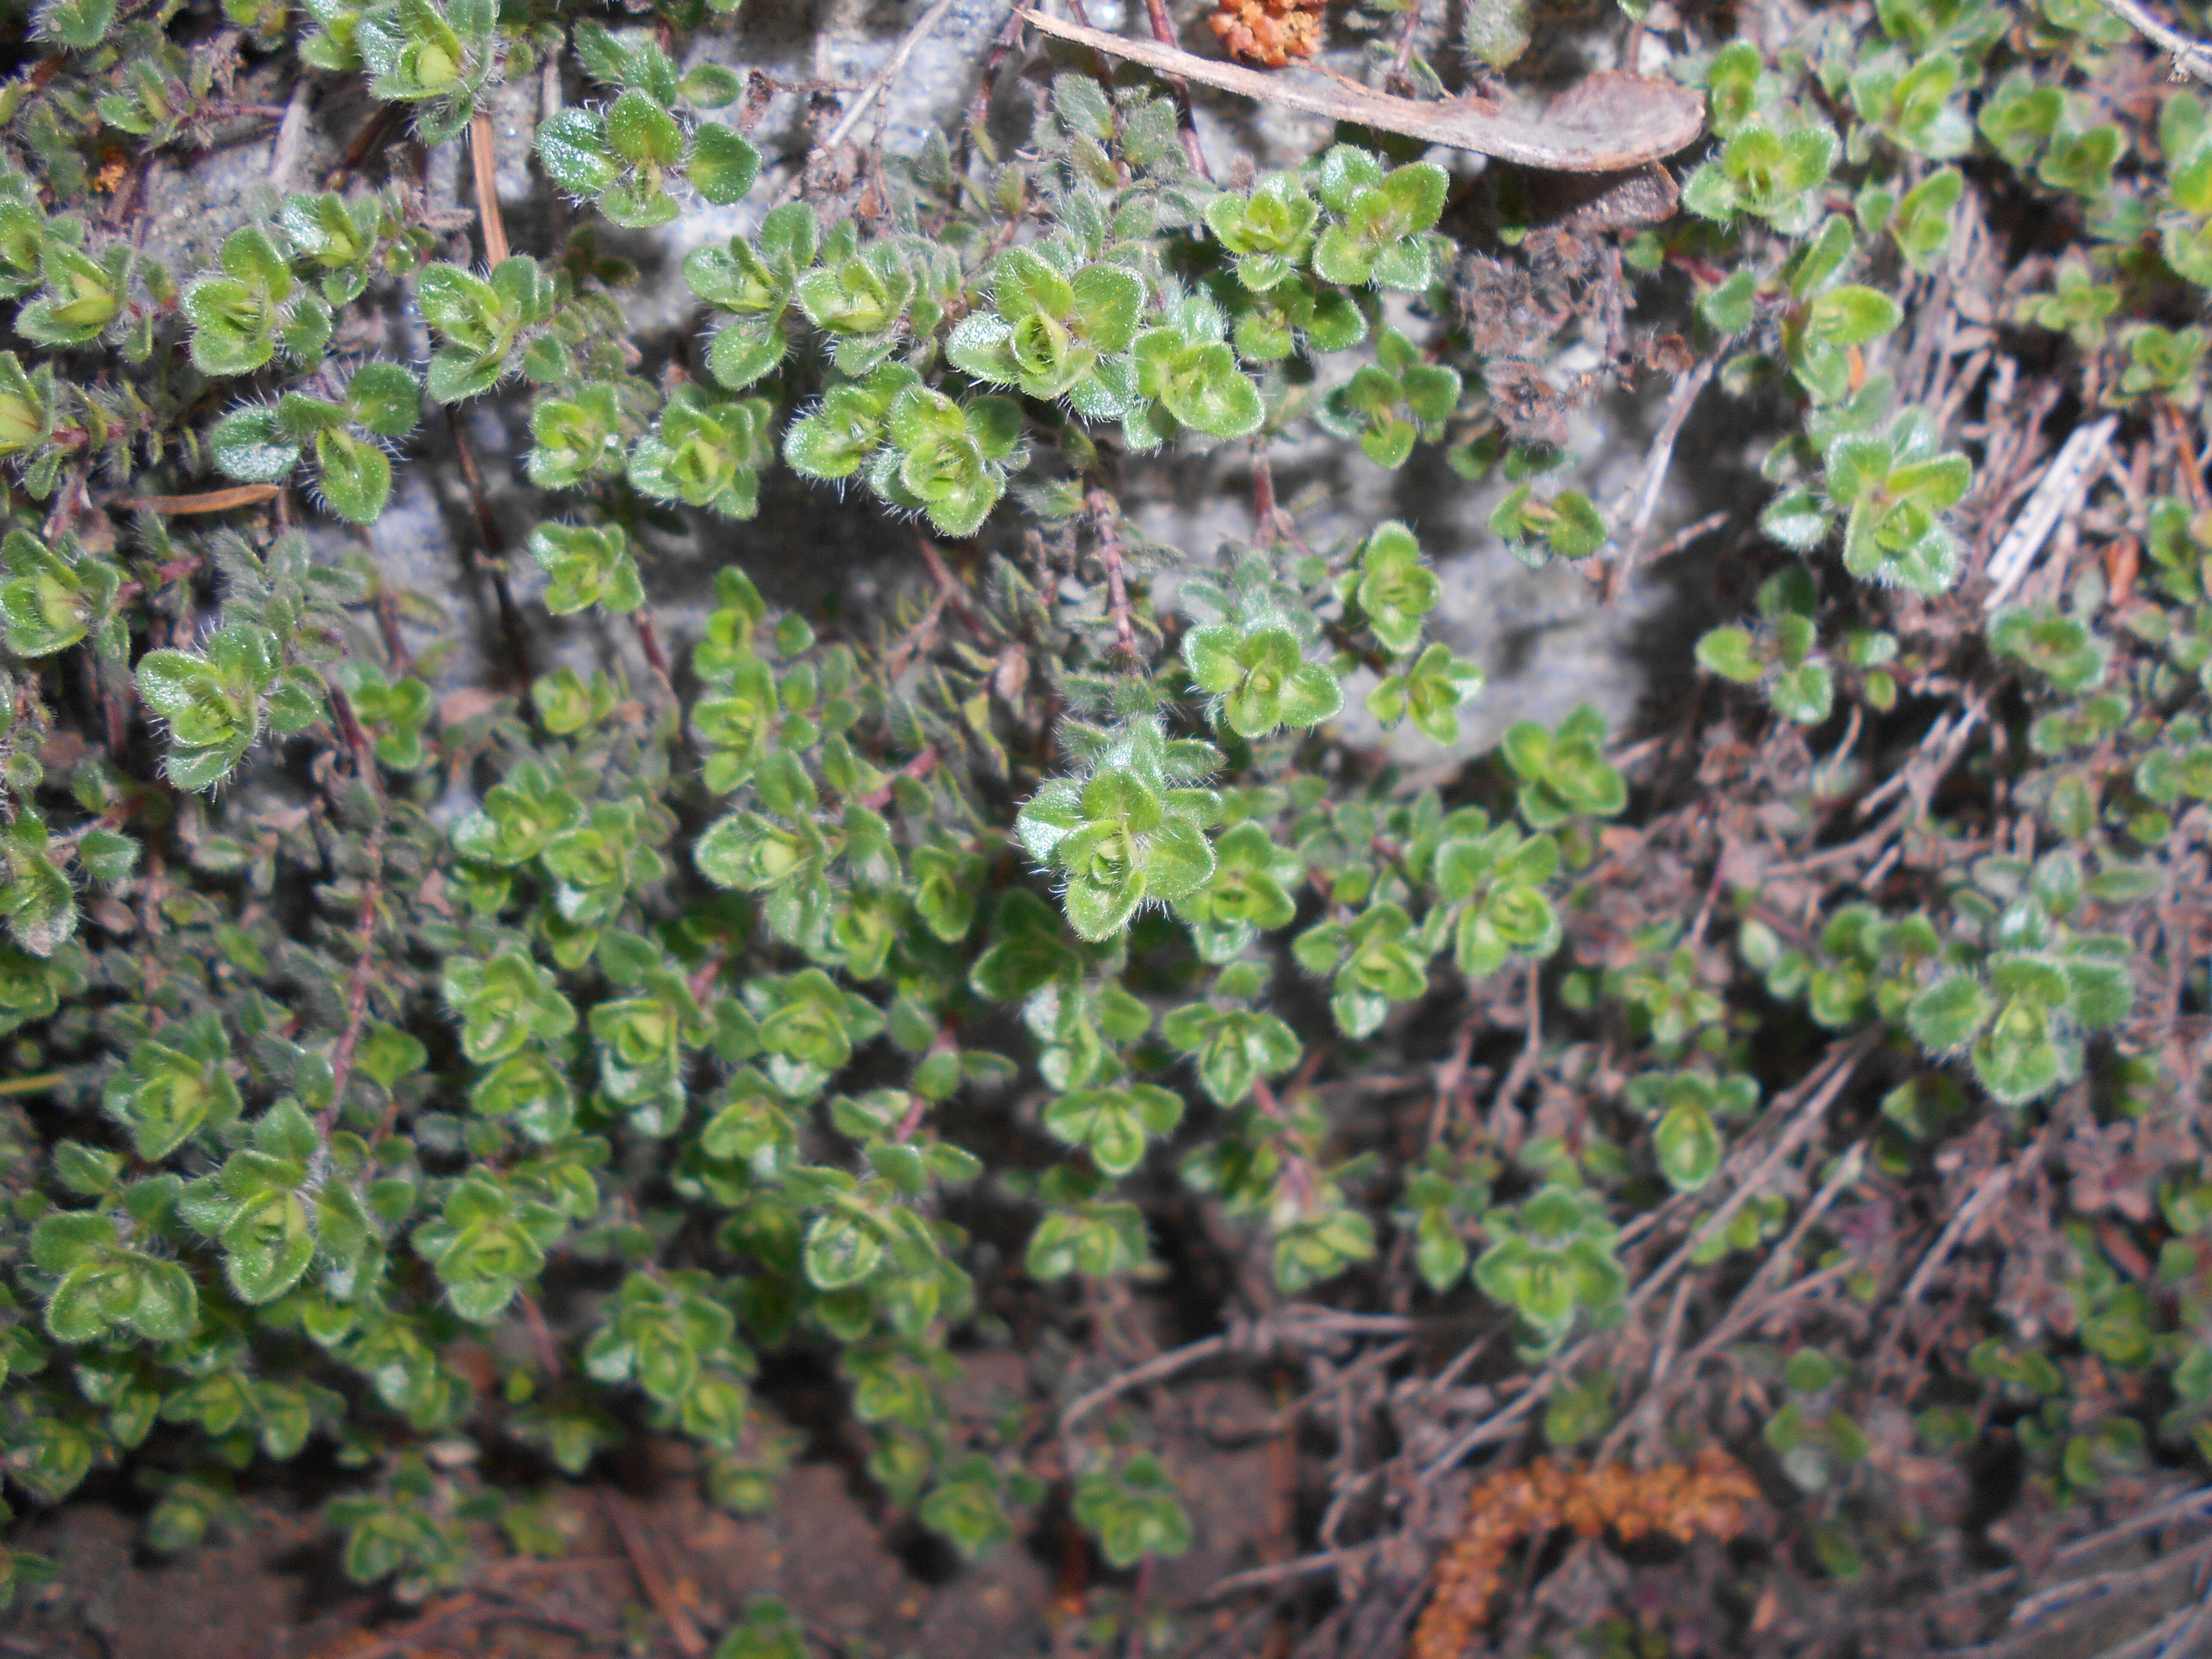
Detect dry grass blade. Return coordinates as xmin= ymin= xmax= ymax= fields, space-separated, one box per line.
xmin=1982 ymin=414 xmax=2117 ymax=611
xmin=470 ymin=110 xmax=510 ymax=268
xmin=1015 ymin=8 xmax=1706 ymax=171
xmin=116 ymin=484 xmax=280 ymax=514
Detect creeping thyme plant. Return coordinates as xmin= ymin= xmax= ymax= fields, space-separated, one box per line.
xmin=0 ymin=0 xmax=2210 ymax=1648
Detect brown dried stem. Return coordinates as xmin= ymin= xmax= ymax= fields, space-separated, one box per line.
xmin=1085 ymin=484 xmax=1141 ymax=661
xmin=447 ymin=409 xmax=535 ymax=687
xmin=320 ymin=683 xmax=384 ymax=1139
xmin=599 ymin=1487 xmax=708 ymax=1657
xmin=1142 ymin=0 xmax=1215 ymax=179
xmin=1387 ymin=0 xmax=1425 ymax=90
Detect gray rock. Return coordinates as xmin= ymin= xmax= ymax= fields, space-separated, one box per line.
xmin=142 ymin=3 xmax=1716 ymax=769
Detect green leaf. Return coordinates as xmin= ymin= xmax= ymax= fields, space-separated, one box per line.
xmin=1807 ymin=286 xmax=1902 ymax=348
xmin=605 ymin=88 xmax=684 ymax=167
xmin=346 ymin=363 xmax=422 ymax=437
xmin=1044 ymin=1083 xmax=1183 ymax=1176
xmin=1654 ymin=1098 xmax=1723 ymax=1190
xmin=313 ymin=428 xmax=392 ymax=526
xmin=211 ymin=409 xmax=303 ymax=484
xmin=1906 ymin=975 xmax=1993 ymax=1052
xmin=1769 ymin=659 xmax=1834 ymax=725
xmin=1462 ymin=0 xmax=1532 ymax=65
xmin=1073 ymin=1455 xmax=1194 ymax=1568
xmin=1696 ymin=625 xmax=1763 ymax=684
xmin=690 ymin=122 xmax=760 ymax=204
xmin=803 ymin=1209 xmax=882 ymax=1289
xmin=1357 ymin=520 xmax=1441 ymax=655
xmin=538 ymin=109 xmax=617 ymax=194
xmin=36 ymin=0 xmax=116 ymax=47
xmin=1970 ymin=997 xmax=2066 ymax=1104
xmin=531 ymin=522 xmax=644 ymax=616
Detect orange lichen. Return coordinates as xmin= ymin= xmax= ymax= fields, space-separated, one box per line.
xmin=1412 ymin=1449 xmax=1760 ymax=1659
xmin=1207 ymin=0 xmax=1324 ymax=66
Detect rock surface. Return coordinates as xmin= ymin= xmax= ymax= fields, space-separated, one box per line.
xmin=150 ymin=0 xmax=1716 ymax=765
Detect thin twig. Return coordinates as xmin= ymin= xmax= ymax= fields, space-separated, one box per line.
xmin=1898 ymin=1160 xmax=2018 ymax=1313
xmin=1252 ymin=447 xmax=1282 ymax=541
xmin=1608 ymin=1261 xmax=1853 ymax=1462
xmin=1061 ymin=1308 xmax=1419 ymax=1431
xmin=2087 ymin=0 xmax=2212 ymax=82
xmin=1063 ymin=1334 xmax=1229 ymax=1431
xmin=599 ymin=1488 xmax=708 ymax=1658
xmin=1850 ymin=690 xmax=1990 ymax=823
xmin=323 ymin=860 xmax=382 ymax=1134
xmin=2145 ymin=1568 xmax=2212 ymax=1659
xmin=1141 ymin=0 xmax=1214 ymax=179
xmin=2050 ymin=1487 xmax=2212 ymax=1569
xmin=776 ymin=0 xmax=976 ymax=203
xmin=2007 ymin=1538 xmax=2212 ymax=1630
xmin=1422 ymin=1041 xmax=1866 ymax=1480
xmin=884 ymin=587 xmax=950 ymax=683
xmin=1127 ymin=1554 xmax=1157 ymax=1659
xmin=1486 ymin=961 xmax=1544 ymax=1140
xmin=1603 ymin=1144 xmax=1868 ymax=1458
xmin=1085 ymin=484 xmax=1141 ymax=661
xmin=1606 ymin=355 xmax=1715 ymax=600
xmin=1424 ymin=1015 xmax=1480 ymax=1146
xmin=1950 ymin=1584 xmax=2212 ymax=1659
xmin=1635 ymin=508 xmax=1731 ymax=567
xmin=1017 ymin=7 xmax=1706 ymax=172
xmin=309 ymin=1595 xmax=483 ymax=1659
xmin=2162 ymin=394 xmax=2212 ymax=511
xmin=1387 ymin=0 xmax=1425 ymax=91
xmin=1628 ymin=1042 xmax=1867 ymax=1316
xmin=1202 ymin=1543 xmax=1378 ymax=1601
xmin=915 ymin=535 xmax=983 ymax=633
xmin=325 ymin=102 xmax=402 ymax=186
xmin=858 ymin=745 xmax=941 ymax=811
xmin=1741 ymin=1141 xmax=1867 ymax=1301
xmin=321 ymin=684 xmax=384 ymax=1139
xmin=447 ymin=410 xmax=535 ymax=687
xmin=634 ymin=610 xmax=682 ymax=712
xmin=518 ymin=1291 xmax=566 ymax=1379
xmin=959 ymin=4 xmax=1031 ymax=166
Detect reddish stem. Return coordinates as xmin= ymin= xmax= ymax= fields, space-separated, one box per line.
xmin=1388 ymin=0 xmax=1425 ymax=91
xmin=325 ymin=833 xmax=384 ymax=1139
xmin=860 ymin=745 xmax=941 ymax=810
xmin=1142 ymin=0 xmax=1214 ymax=179
xmin=1085 ymin=485 xmax=1142 ymax=662
xmin=687 ymin=951 xmax=726 ymax=1004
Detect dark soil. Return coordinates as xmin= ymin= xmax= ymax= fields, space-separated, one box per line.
xmin=0 ymin=1350 xmax=1291 ymax=1659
